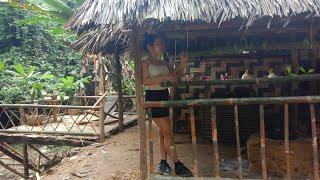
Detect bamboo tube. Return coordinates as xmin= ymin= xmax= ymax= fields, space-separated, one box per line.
xmin=211 ymin=106 xmax=220 ymax=177
xmin=259 ymin=105 xmax=267 ymax=180
xmin=142 ymin=96 xmax=320 ymax=108
xmin=234 ymin=105 xmax=243 ymax=179
xmin=189 ymin=107 xmax=199 ymax=176
xmin=309 ymin=104 xmax=319 ymax=180
xmin=284 ymin=104 xmax=291 ymax=180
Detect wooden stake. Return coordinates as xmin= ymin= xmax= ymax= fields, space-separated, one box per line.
xmin=309 ymin=104 xmax=319 ymax=180
xmin=189 ymin=107 xmax=199 ymax=176
xmin=259 ymin=104 xmax=267 ymax=180
xmin=114 ymin=50 xmax=124 ymax=131
xmin=23 ymin=143 xmax=29 ymax=179
xmin=99 ymin=105 xmax=106 ymax=142
xmin=211 ymin=106 xmax=220 ymax=177
xmin=132 ymin=27 xmax=147 ymax=180
xmin=234 ymin=105 xmax=243 ymax=179
xmin=284 ymin=104 xmax=291 ymax=180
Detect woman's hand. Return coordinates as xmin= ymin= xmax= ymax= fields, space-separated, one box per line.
xmin=179 ymin=52 xmax=188 ymax=64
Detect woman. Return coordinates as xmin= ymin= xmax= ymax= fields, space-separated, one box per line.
xmin=142 ymin=34 xmax=193 ymax=177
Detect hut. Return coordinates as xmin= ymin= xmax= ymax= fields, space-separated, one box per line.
xmin=67 ymin=0 xmax=320 ymax=179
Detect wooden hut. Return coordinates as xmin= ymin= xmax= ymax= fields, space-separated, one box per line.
xmin=67 ymin=0 xmax=320 ymax=179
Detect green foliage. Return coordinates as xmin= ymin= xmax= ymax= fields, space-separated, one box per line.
xmin=299 ymin=67 xmax=314 ymax=75
xmin=0 ymin=1 xmax=88 ymax=104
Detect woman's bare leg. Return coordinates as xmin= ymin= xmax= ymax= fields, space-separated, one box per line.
xmin=153 ymin=117 xmax=178 ymax=163
xmin=158 ymin=131 xmax=167 ymax=160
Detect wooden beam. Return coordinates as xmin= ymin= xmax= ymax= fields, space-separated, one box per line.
xmin=210 ymin=106 xmax=220 ymax=177
xmin=132 ymin=26 xmax=148 ymax=180
xmin=0 ymin=133 xmax=93 ymax=147
xmin=23 ymin=143 xmax=29 ymax=179
xmin=233 ymin=105 xmax=243 ymax=179
xmin=284 ymin=104 xmax=291 ymax=180
xmin=98 ymin=53 xmax=106 ymax=142
xmin=189 ymin=107 xmax=199 ymax=177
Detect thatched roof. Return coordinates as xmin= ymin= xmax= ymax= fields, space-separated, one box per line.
xmin=67 ymin=0 xmax=320 ymax=53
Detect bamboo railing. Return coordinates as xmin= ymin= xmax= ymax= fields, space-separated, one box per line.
xmin=143 ymin=96 xmax=320 ymax=179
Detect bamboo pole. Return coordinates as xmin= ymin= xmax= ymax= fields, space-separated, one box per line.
xmin=132 ymin=27 xmax=147 ymax=180
xmin=309 ymin=104 xmax=319 ymax=180
xmin=0 ymin=104 xmax=101 ymax=109
xmin=98 ymin=53 xmax=106 ymax=142
xmin=23 ymin=143 xmax=29 ymax=179
xmin=211 ymin=106 xmax=220 ymax=177
xmin=189 ymin=107 xmax=199 ymax=176
xmin=234 ymin=105 xmax=243 ymax=179
xmin=259 ymin=105 xmax=267 ymax=180
xmin=147 ymin=109 xmax=154 ymax=174
xmin=115 ymin=50 xmax=124 ymax=131
xmin=162 ymin=74 xmax=320 ymax=87
xmin=284 ymin=104 xmax=291 ymax=180
xmin=99 ymin=105 xmax=106 ymax=142
xmin=142 ymin=96 xmax=320 ymax=108
xmin=51 ymin=95 xmax=58 ymax=122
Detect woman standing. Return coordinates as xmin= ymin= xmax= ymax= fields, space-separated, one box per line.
xmin=142 ymin=34 xmax=193 ymax=177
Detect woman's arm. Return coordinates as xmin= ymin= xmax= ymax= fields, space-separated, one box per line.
xmin=142 ymin=61 xmax=173 ymax=86
xmin=174 ymin=53 xmax=188 ymax=75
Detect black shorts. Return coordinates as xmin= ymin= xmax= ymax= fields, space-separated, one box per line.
xmin=145 ymin=89 xmax=170 ymax=118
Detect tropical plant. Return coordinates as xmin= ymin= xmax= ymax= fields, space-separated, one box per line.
xmin=299 ymin=67 xmax=314 ymax=75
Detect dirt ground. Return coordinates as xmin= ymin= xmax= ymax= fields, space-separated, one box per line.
xmin=41 ymin=122 xmax=254 ymax=180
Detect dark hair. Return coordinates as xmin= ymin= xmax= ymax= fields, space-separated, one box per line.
xmin=142 ymin=33 xmax=159 ymax=52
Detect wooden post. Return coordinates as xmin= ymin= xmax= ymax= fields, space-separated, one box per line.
xmin=19 ymin=107 xmax=26 ymax=123
xmin=284 ymin=104 xmax=291 ymax=180
xmin=259 ymin=104 xmax=267 ymax=180
xmin=234 ymin=105 xmax=243 ymax=179
xmin=98 ymin=53 xmax=106 ymax=142
xmin=147 ymin=109 xmax=154 ymax=174
xmin=132 ymin=27 xmax=147 ymax=180
xmin=211 ymin=106 xmax=220 ymax=177
xmin=189 ymin=107 xmax=199 ymax=176
xmin=309 ymin=104 xmax=319 ymax=180
xmin=114 ymin=50 xmax=124 ymax=131
xmin=52 ymin=94 xmax=58 ymax=122
xmin=23 ymin=143 xmax=29 ymax=179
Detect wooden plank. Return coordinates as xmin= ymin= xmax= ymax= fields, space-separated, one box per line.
xmin=132 ymin=27 xmax=148 ymax=180
xmin=284 ymin=104 xmax=291 ymax=180
xmin=189 ymin=107 xmax=199 ymax=176
xmin=211 ymin=106 xmax=220 ymax=177
xmin=148 ymin=109 xmax=154 ymax=174
xmin=309 ymin=104 xmax=319 ymax=180
xmin=259 ymin=105 xmax=267 ymax=180
xmin=234 ymin=105 xmax=243 ymax=179
xmin=0 ymin=133 xmax=93 ymax=147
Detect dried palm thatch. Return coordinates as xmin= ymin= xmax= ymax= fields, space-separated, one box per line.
xmin=67 ymin=0 xmax=320 ymax=53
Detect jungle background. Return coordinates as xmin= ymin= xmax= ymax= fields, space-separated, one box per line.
xmin=0 ymin=0 xmax=135 ymax=104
